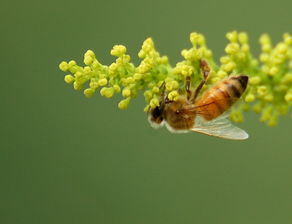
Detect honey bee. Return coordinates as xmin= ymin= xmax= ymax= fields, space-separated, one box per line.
xmin=148 ymin=60 xmax=249 ymax=140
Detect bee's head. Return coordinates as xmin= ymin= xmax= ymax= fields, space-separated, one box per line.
xmin=148 ymin=106 xmax=164 ymax=128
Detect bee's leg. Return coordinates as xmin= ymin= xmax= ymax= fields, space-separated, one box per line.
xmin=191 ymin=59 xmax=210 ymax=102
xmin=186 ymin=76 xmax=192 ymax=100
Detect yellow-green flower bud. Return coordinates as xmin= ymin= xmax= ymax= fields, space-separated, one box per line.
xmin=284 ymin=92 xmax=292 ymax=102
xmin=144 ymin=90 xmax=152 ymax=101
xmin=268 ymin=66 xmax=279 ymax=76
xmin=118 ymin=97 xmax=131 ymax=110
xmin=100 ymin=87 xmax=114 ymax=98
xmin=225 ymin=43 xmax=240 ymax=55
xmin=113 ymin=84 xmax=121 ymax=93
xmin=220 ymin=56 xmax=231 ymax=64
xmin=238 ymin=32 xmax=248 ymax=44
xmin=84 ymin=88 xmax=95 ymax=98
xmin=98 ymin=78 xmax=108 ymax=86
xmin=68 ymin=60 xmax=77 ymax=67
xmin=260 ymin=53 xmax=269 ymax=62
xmin=64 ymin=75 xmax=75 ymax=84
xmin=226 ymin=31 xmax=238 ymax=42
xmin=257 ymin=86 xmax=268 ymax=96
xmin=133 ymin=73 xmax=142 ymax=80
xmin=152 ymin=86 xmax=160 ymax=93
xmin=245 ymin=94 xmax=255 ymax=103
xmin=281 ymin=73 xmax=292 ymax=84
xmin=268 ymin=116 xmax=278 ymax=127
xmin=222 ymin=62 xmax=235 ymax=72
xmin=168 ymin=91 xmax=179 ymax=101
xmin=126 ymin=77 xmax=134 ymax=84
xmin=122 ymin=88 xmax=131 ymax=97
xmin=89 ymin=80 xmax=99 ymax=89
xmin=249 ymin=77 xmax=260 ymax=86
xmin=217 ymin=70 xmax=228 ymax=79
xmin=73 ymin=81 xmax=83 ymax=90
xmin=150 ymin=97 xmax=159 ymax=108
xmin=59 ymin=61 xmax=69 ymax=72
xmin=111 ymin=45 xmax=126 ymax=57
xmin=85 ymin=50 xmax=95 ymax=58
xmin=264 ymin=94 xmax=274 ymax=102
xmin=84 ymin=56 xmax=93 ymax=65
xmin=165 ymin=81 xmax=173 ymax=91
xmin=241 ymin=44 xmax=250 ymax=53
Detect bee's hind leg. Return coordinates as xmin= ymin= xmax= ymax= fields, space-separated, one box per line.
xmin=191 ymin=59 xmax=210 ymax=102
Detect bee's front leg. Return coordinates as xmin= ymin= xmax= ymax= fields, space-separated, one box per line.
xmin=191 ymin=59 xmax=210 ymax=102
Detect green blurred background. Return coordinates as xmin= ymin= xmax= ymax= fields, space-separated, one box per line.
xmin=1 ymin=0 xmax=292 ymax=223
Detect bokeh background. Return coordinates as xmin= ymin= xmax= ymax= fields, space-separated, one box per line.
xmin=1 ymin=0 xmax=292 ymax=223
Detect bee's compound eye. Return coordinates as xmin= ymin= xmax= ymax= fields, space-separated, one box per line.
xmin=175 ymin=109 xmax=180 ymax=114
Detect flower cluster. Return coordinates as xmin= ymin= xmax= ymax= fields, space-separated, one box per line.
xmin=59 ymin=31 xmax=292 ymax=126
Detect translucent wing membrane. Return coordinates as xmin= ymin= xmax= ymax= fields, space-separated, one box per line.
xmin=191 ymin=113 xmax=249 ymax=140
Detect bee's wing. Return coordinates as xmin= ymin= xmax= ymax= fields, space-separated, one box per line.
xmin=191 ymin=113 xmax=249 ymax=140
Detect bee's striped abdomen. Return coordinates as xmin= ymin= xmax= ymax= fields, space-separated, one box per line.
xmin=195 ymin=75 xmax=248 ymax=120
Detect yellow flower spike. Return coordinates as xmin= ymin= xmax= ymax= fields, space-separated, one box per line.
xmin=245 ymin=94 xmax=255 ymax=103
xmin=226 ymin=31 xmax=238 ymax=42
xmin=168 ymin=91 xmax=179 ymax=101
xmin=225 ymin=43 xmax=240 ymax=55
xmin=98 ymin=78 xmax=108 ymax=86
xmin=111 ymin=45 xmax=127 ymax=57
xmin=122 ymin=88 xmax=131 ymax=97
xmin=59 ymin=61 xmax=69 ymax=72
xmin=64 ymin=74 xmax=75 ymax=84
xmin=59 ymin=32 xmax=292 ymax=127
xmin=100 ymin=87 xmax=115 ymax=98
xmin=84 ymin=88 xmax=95 ymax=98
xmin=118 ymin=97 xmax=131 ymax=110
xmin=257 ymin=86 xmax=268 ymax=96
xmin=150 ymin=97 xmax=159 ymax=108
xmin=238 ymin=32 xmax=248 ymax=44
